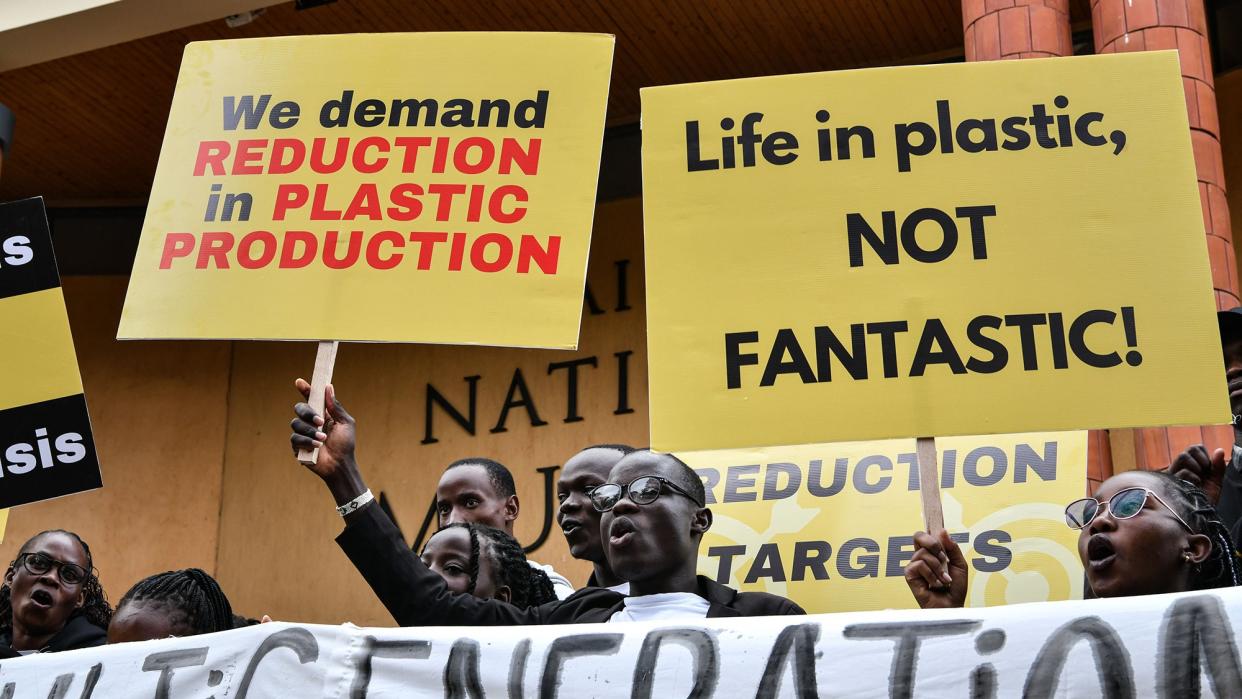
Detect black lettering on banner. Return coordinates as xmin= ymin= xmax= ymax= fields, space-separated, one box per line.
xmin=347 ymin=636 xmax=431 ymax=699
xmin=807 ymin=459 xmax=847 ymax=497
xmin=46 ymin=674 xmax=74 ymax=699
xmin=445 ymin=639 xmax=485 ymax=699
xmin=755 ymin=623 xmax=821 ymax=699
xmin=538 ymin=633 xmax=623 ymax=698
xmin=0 ymin=683 xmax=11 ymax=699
xmin=763 ymin=462 xmax=801 ymax=501
xmin=792 ymin=541 xmax=832 ymax=582
xmin=842 ymin=620 xmax=980 ymax=699
xmin=237 ymin=628 xmax=321 ymax=699
xmin=1015 ymin=442 xmax=1057 ymax=483
xmin=1158 ymin=594 xmax=1242 ymax=698
xmin=547 ymin=357 xmax=598 ymax=423
xmin=837 ymin=538 xmax=880 ymax=579
xmin=508 ymin=639 xmax=532 ymax=699
xmin=1023 ymin=616 xmax=1134 ymax=699
xmin=142 ymin=648 xmax=208 ymax=699
xmin=696 ymin=468 xmax=721 ymax=504
xmin=724 ymin=465 xmax=760 ymax=503
xmin=78 ymin=664 xmax=103 ymax=699
xmin=631 ymin=628 xmax=719 ymax=699
xmin=746 ymin=544 xmax=787 ymax=584
xmin=972 ymin=531 xmax=1013 ymax=573
xmin=708 ymin=545 xmax=747 ymax=582
xmin=0 ymin=198 xmax=60 ymax=300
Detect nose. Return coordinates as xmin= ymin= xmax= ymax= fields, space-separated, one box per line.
xmin=610 ymin=491 xmax=640 ymax=515
xmin=444 ymin=508 xmax=467 ymax=526
xmin=558 ymin=494 xmax=582 ymax=518
xmin=1088 ymin=506 xmax=1118 ymax=534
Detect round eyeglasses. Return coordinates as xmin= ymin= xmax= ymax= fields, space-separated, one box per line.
xmin=1064 ymin=487 xmax=1193 ymax=532
xmin=588 ymin=475 xmax=704 ymax=512
xmin=14 ymin=552 xmax=88 ymax=586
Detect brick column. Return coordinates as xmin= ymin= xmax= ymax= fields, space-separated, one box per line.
xmin=963 ymin=0 xmax=1072 ymax=62
xmin=1092 ymin=0 xmax=1237 ymax=473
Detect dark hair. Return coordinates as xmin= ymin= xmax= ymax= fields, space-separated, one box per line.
xmin=445 ymin=458 xmax=516 ymax=499
xmin=117 ymin=568 xmax=234 ymax=636
xmin=657 ymin=451 xmax=707 ymax=506
xmin=0 ymin=530 xmax=111 ymax=634
xmin=583 ymin=444 xmax=637 ymax=456
xmin=426 ymin=523 xmax=557 ymax=607
xmin=1143 ymin=470 xmax=1241 ymax=590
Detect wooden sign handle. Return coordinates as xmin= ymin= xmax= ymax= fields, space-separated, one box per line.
xmin=917 ymin=436 xmax=944 ymax=534
xmin=297 ymin=341 xmax=340 ymax=466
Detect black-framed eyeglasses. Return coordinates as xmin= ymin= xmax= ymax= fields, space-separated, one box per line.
xmin=1065 ymin=487 xmax=1193 ymax=532
xmin=588 ymin=475 xmax=704 ymax=512
xmin=14 ymin=552 xmax=88 ymax=586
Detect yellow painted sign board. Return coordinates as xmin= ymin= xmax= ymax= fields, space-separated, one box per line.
xmin=0 ymin=197 xmax=102 ymax=511
xmin=641 ymin=52 xmax=1227 ymax=451
xmin=688 ymin=432 xmax=1087 ymax=613
xmin=119 ymin=33 xmax=614 ymax=349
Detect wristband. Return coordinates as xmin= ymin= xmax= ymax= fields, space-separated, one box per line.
xmin=336 ymin=489 xmax=374 ymax=517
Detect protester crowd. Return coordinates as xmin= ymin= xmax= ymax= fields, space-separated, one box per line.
xmin=1 ymin=311 xmax=1240 ymax=657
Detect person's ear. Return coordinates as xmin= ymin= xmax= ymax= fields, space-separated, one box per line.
xmin=691 ymin=508 xmax=713 ymax=536
xmin=1186 ymin=533 xmax=1213 ymax=564
xmin=494 ymin=585 xmax=512 ymax=604
xmin=505 ymin=494 xmax=520 ymax=523
xmin=3 ymin=566 xmax=14 ymax=588
xmin=74 ymin=589 xmax=85 ymax=610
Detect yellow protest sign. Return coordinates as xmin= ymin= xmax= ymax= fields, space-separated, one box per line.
xmin=0 ymin=197 xmax=102 ymax=509
xmin=119 ymin=33 xmax=614 ymax=349
xmin=641 ymin=52 xmax=1227 ymax=451
xmin=687 ymin=432 xmax=1086 ymax=613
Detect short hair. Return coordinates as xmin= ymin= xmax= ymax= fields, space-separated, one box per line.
xmin=583 ymin=444 xmax=638 ymax=455
xmin=425 ymin=523 xmax=557 ymax=607
xmin=445 ymin=458 xmax=516 ymax=499
xmin=0 ymin=530 xmax=111 ymax=635
xmin=117 ymin=569 xmax=234 ymax=636
xmin=661 ymin=452 xmax=707 ymax=506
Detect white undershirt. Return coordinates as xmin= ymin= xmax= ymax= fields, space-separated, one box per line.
xmin=608 ymin=592 xmax=709 ymax=623
xmin=607 ymin=582 xmax=631 ymax=595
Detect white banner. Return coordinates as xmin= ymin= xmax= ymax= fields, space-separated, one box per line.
xmin=3 ymin=588 xmax=1241 ymax=697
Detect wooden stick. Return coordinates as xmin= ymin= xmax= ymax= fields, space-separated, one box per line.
xmin=917 ymin=436 xmax=944 ymax=534
xmin=297 ymin=341 xmax=340 ymax=466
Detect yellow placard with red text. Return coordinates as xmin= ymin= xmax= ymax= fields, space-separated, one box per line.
xmin=641 ymin=52 xmax=1227 ymax=451
xmin=119 ymin=33 xmax=614 ymax=348
xmin=687 ymin=432 xmax=1087 ymax=613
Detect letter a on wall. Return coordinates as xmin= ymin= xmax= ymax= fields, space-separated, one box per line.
xmin=0 ymin=198 xmax=102 ymax=508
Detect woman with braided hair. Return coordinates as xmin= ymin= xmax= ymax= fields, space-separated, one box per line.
xmin=420 ymin=523 xmax=557 ymax=608
xmin=905 ymin=470 xmax=1241 ymax=609
xmin=107 ymin=568 xmax=234 ymax=643
xmin=0 ymin=530 xmax=110 ymax=654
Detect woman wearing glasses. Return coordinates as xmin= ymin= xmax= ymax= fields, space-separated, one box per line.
xmin=0 ymin=530 xmax=111 ymax=654
xmin=905 ymin=470 xmax=1241 ymax=609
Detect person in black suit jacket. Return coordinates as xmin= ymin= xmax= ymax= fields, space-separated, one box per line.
xmin=290 ymin=382 xmax=804 ymax=624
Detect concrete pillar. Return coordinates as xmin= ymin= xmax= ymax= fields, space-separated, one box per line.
xmin=1092 ymin=0 xmax=1237 ymax=473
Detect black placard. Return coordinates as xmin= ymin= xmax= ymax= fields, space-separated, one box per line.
xmin=0 ymin=394 xmax=102 ymax=508
xmin=0 ymin=197 xmax=60 ymax=300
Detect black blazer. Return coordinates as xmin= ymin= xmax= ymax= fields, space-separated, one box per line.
xmin=337 ymin=501 xmax=805 ymax=625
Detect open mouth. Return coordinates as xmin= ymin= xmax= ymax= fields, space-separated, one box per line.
xmin=29 ymin=589 xmax=54 ymax=608
xmin=609 ymin=517 xmax=637 ymax=548
xmin=560 ymin=518 xmax=583 ymax=538
xmin=1086 ymin=535 xmax=1116 ymax=569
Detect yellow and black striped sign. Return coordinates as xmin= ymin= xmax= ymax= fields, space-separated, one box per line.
xmin=0 ymin=197 xmax=101 ymax=508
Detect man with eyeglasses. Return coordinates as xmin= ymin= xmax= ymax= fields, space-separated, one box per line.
xmin=290 ymin=384 xmax=804 ymax=623
xmin=1168 ymin=308 xmax=1242 ymax=544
